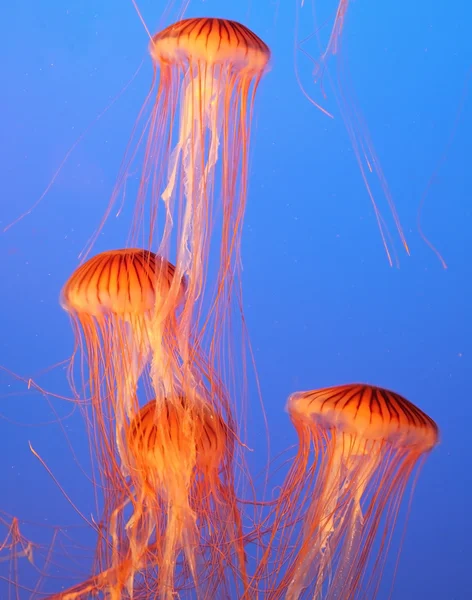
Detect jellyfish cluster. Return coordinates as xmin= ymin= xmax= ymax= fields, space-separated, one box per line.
xmin=1 ymin=8 xmax=438 ymax=600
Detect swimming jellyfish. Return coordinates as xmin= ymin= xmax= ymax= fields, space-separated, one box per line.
xmin=267 ymin=383 xmax=438 ymax=599
xmin=61 ymin=249 xmax=185 ymax=478
xmin=95 ymin=19 xmax=270 ymax=395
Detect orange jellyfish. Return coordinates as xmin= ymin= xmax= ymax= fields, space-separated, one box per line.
xmin=116 ymin=395 xmax=247 ymax=599
xmin=267 ymin=383 xmax=438 ymax=599
xmin=49 ymin=396 xmax=248 ymax=600
xmin=92 ymin=19 xmax=270 ymax=396
xmin=61 ymin=249 xmax=185 ymax=483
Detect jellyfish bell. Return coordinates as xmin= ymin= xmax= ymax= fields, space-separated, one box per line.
xmin=61 ymin=248 xmax=185 ymax=321
xmin=150 ymin=18 xmax=270 ymax=73
xmin=288 ymin=383 xmax=439 ymax=453
xmin=267 ymin=383 xmax=438 ymax=599
xmin=126 ymin=395 xmax=229 ymax=491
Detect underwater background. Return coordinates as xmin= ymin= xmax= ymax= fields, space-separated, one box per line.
xmin=0 ymin=0 xmax=470 ymax=598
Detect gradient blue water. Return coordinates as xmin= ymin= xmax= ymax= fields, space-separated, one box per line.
xmin=1 ymin=1 xmax=470 ymax=598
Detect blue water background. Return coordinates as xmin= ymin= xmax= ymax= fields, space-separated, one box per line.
xmin=0 ymin=1 xmax=470 ymax=598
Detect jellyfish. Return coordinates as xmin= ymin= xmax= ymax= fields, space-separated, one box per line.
xmin=61 ymin=249 xmax=186 ymax=481
xmin=150 ymin=17 xmax=270 ymax=391
xmin=89 ymin=19 xmax=270 ymax=407
xmin=57 ymin=395 xmax=248 ymax=600
xmin=264 ymin=383 xmax=438 ymax=599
